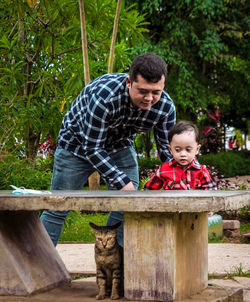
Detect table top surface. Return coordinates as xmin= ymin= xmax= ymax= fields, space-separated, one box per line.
xmin=0 ymin=190 xmax=249 ymax=212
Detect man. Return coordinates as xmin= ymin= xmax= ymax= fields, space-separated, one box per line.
xmin=40 ymin=53 xmax=176 ymax=246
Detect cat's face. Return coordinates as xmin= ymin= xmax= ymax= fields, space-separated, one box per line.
xmin=94 ymin=229 xmax=117 ymax=250
xmin=89 ymin=222 xmax=121 ymax=251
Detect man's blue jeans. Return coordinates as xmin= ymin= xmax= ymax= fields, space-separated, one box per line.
xmin=40 ymin=147 xmax=139 ymax=246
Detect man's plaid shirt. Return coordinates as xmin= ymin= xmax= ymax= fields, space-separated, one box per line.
xmin=57 ymin=73 xmax=176 ymax=189
xmin=144 ymin=158 xmax=216 ymax=190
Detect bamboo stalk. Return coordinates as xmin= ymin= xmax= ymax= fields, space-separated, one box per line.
xmin=108 ymin=0 xmax=122 ymax=73
xmin=78 ymin=0 xmax=90 ymax=84
xmin=79 ymin=0 xmax=100 ymax=190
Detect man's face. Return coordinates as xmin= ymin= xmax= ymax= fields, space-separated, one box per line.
xmin=126 ymin=74 xmax=165 ymax=110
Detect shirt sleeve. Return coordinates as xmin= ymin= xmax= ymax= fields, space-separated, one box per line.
xmin=81 ymin=95 xmax=130 ymax=189
xmin=200 ymin=166 xmax=217 ymax=190
xmin=144 ymin=166 xmax=164 ymax=190
xmin=154 ymin=101 xmax=176 ymax=163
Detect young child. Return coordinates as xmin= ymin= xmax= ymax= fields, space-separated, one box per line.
xmin=144 ymin=121 xmax=216 ymax=190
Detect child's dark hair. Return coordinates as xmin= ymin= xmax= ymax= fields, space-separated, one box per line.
xmin=129 ymin=53 xmax=167 ymax=84
xmin=168 ymin=121 xmax=200 ymax=143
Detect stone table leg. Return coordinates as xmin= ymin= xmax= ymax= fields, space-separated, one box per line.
xmin=0 ymin=211 xmax=71 ymax=296
xmin=124 ymin=212 xmax=208 ymax=301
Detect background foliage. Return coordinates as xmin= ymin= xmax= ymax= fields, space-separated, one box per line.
xmin=198 ymin=150 xmax=250 ymax=177
xmin=128 ymin=0 xmax=250 ymax=132
xmin=0 ymin=155 xmax=52 ymax=190
xmin=1 ymin=151 xmax=249 ymax=190
xmin=0 ymin=0 xmax=249 ymax=167
xmin=0 ymin=0 xmax=148 ymax=159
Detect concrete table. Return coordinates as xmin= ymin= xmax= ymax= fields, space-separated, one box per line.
xmin=0 ymin=190 xmax=249 ymax=300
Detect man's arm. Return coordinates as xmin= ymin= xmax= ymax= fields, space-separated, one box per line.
xmin=82 ymin=96 xmax=131 ymax=190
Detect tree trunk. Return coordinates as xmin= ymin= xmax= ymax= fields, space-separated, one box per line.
xmin=18 ymin=4 xmax=40 ymax=161
xmin=143 ymin=131 xmax=152 ymax=158
xmin=25 ymin=132 xmax=41 ymax=162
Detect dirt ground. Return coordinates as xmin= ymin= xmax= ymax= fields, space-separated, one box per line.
xmin=219 ymin=175 xmax=250 ymax=190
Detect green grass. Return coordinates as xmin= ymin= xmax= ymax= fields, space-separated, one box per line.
xmin=209 ymin=263 xmax=250 ymax=279
xmin=232 ymin=263 xmax=250 ymax=277
xmin=59 ymin=212 xmax=109 ymax=243
xmin=60 ymin=212 xmax=250 ymax=244
xmin=208 ymin=223 xmax=250 ymax=243
xmin=59 ymin=185 xmax=109 ymax=242
xmin=208 ymin=234 xmax=226 ymax=243
xmin=240 ymin=223 xmax=250 ymax=234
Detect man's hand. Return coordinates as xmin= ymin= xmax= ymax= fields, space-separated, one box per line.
xmin=121 ymin=182 xmax=136 ymax=191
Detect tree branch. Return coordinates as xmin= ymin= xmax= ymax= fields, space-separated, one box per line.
xmin=8 ymin=22 xmax=18 ymax=39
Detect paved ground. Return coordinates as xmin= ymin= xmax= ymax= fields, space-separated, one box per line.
xmin=55 ymin=243 xmax=250 ymax=301
xmin=1 ymin=243 xmax=249 ymax=302
xmin=56 ymin=243 xmax=250 ymax=276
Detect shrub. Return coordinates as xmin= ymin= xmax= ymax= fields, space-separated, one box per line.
xmin=0 ymin=155 xmax=52 ymax=190
xmin=137 ymin=157 xmax=161 ymax=189
xmin=197 ymin=150 xmax=250 ymax=177
xmin=138 ymin=157 xmax=161 ymax=178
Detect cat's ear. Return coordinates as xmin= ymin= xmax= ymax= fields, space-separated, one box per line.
xmin=89 ymin=222 xmax=98 ymax=230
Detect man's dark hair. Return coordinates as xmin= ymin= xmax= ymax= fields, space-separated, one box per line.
xmin=168 ymin=121 xmax=200 ymax=144
xmin=129 ymin=53 xmax=167 ymax=83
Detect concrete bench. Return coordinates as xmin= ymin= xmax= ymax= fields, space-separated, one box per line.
xmin=0 ymin=190 xmax=249 ymax=301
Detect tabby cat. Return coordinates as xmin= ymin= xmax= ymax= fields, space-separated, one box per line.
xmin=89 ymin=222 xmax=123 ymax=300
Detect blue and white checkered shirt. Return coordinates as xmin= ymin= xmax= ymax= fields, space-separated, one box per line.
xmin=57 ymin=73 xmax=176 ymax=189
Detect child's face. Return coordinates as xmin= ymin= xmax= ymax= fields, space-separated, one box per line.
xmin=169 ymin=130 xmax=201 ymax=167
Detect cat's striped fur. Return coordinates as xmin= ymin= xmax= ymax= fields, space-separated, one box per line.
xmin=89 ymin=222 xmax=123 ymax=300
